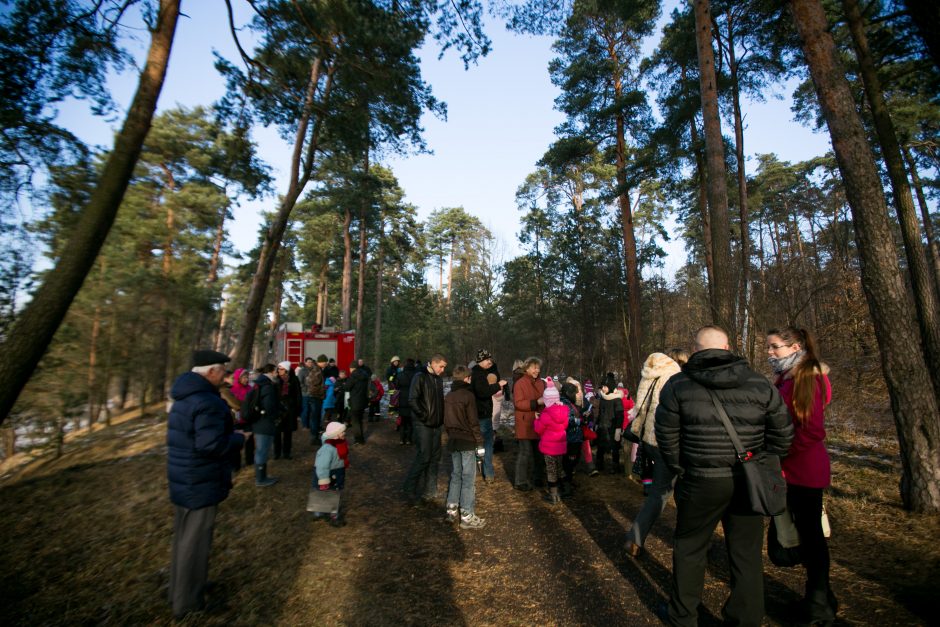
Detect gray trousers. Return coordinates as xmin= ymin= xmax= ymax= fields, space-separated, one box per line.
xmin=169 ymin=504 xmax=217 ymax=618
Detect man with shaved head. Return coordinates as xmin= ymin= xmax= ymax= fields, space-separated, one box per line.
xmin=655 ymin=325 xmax=793 ymax=627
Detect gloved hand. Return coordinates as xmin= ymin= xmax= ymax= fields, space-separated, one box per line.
xmin=475 ymin=447 xmax=485 ymax=459
xmin=614 ymin=428 xmax=622 ymax=442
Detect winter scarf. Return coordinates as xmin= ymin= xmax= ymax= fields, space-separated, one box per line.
xmin=769 ymin=349 xmax=806 ymax=375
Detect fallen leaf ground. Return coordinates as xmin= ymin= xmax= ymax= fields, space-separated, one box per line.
xmin=0 ymin=411 xmax=936 ymax=626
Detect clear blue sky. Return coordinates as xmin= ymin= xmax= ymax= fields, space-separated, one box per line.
xmin=55 ymin=1 xmax=832 ymax=280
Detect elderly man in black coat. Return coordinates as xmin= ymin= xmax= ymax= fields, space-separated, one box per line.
xmin=166 ymin=350 xmax=245 ymax=619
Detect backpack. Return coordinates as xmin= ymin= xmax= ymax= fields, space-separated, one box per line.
xmin=242 ymin=383 xmax=263 ymax=423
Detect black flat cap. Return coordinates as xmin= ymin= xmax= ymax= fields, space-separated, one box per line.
xmin=192 ymin=350 xmax=231 ymax=367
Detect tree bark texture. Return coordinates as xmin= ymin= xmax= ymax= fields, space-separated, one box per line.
xmin=693 ymin=0 xmax=735 ymax=339
xmin=356 ymin=207 xmax=366 ymax=353
xmin=902 ymin=145 xmax=940 ymax=302
xmin=372 ymin=216 xmax=385 ymax=368
xmin=789 ymin=0 xmax=940 ymax=512
xmin=230 ymin=58 xmax=329 ymax=367
xmin=0 ymin=0 xmax=180 ymax=424
xmin=843 ymin=0 xmax=940 ymax=404
xmin=341 ymin=205 xmax=353 ymax=330
xmin=725 ymin=13 xmax=752 ymax=351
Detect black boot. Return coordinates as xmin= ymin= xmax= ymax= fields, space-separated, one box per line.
xmin=543 ymin=482 xmax=561 ymax=505
xmin=255 ymin=464 xmax=277 ymax=487
xmin=559 ymin=479 xmax=574 ymax=499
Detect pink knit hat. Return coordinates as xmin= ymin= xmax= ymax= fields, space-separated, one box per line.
xmin=541 ymin=377 xmax=561 ymax=407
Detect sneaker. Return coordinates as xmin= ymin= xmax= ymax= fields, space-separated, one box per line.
xmin=459 ymin=512 xmax=486 ymax=529
xmin=445 ymin=504 xmax=459 ymax=523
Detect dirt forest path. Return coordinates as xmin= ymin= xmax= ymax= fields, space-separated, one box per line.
xmin=0 ymin=411 xmax=935 ymax=625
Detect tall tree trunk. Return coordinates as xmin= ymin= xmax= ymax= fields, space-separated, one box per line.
xmin=214 ymin=297 xmax=228 ymax=352
xmin=0 ymin=0 xmax=180 ymax=424
xmin=608 ymin=46 xmax=641 ymax=385
xmin=88 ymin=304 xmax=102 ymax=425
xmin=356 ymin=207 xmax=366 ymax=352
xmin=690 ymin=124 xmax=715 ymax=294
xmin=156 ymin=166 xmax=176 ymax=400
xmin=844 ymin=0 xmax=940 ymax=403
xmin=726 ymin=15 xmax=752 ymax=351
xmin=341 ymin=203 xmax=353 ymax=330
xmin=446 ymin=238 xmax=455 ymax=305
xmin=790 ymin=0 xmax=940 ymax=512
xmin=373 ymin=216 xmax=385 ymax=367
xmin=316 ymin=260 xmax=329 ymax=326
xmin=693 ymin=0 xmax=735 ymax=339
xmin=902 ymin=144 xmax=940 ymax=299
xmin=230 ymin=59 xmax=332 ymax=366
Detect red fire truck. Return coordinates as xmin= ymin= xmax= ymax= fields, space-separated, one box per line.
xmin=273 ymin=323 xmax=356 ymax=370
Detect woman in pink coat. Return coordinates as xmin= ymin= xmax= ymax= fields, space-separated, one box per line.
xmin=534 ymin=378 xmax=569 ymax=505
xmin=768 ymin=327 xmax=836 ymax=626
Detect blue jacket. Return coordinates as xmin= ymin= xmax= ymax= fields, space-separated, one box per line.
xmin=322 ymin=377 xmax=336 ymax=411
xmin=167 ymin=372 xmax=244 ymax=510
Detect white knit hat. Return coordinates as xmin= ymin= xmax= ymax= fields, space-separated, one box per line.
xmin=323 ymin=421 xmax=346 ymax=440
xmin=278 ymin=360 xmax=292 ymax=371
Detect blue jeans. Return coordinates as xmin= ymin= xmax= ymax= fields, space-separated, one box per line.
xmin=478 ymin=418 xmax=495 ymax=479
xmin=253 ymin=434 xmax=273 ymax=465
xmin=447 ymin=450 xmax=477 ymax=514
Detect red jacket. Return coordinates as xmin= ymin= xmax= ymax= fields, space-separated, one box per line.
xmin=513 ymin=375 xmax=546 ymax=440
xmin=775 ymin=366 xmax=831 ymax=489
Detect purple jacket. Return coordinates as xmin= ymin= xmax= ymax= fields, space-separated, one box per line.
xmin=776 ymin=366 xmax=832 ymax=489
xmin=534 ymin=404 xmax=569 ymax=456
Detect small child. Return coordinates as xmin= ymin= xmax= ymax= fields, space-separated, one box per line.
xmin=533 ymin=378 xmax=569 ymax=504
xmin=443 ymin=365 xmax=486 ymax=529
xmin=313 ymin=421 xmax=349 ymax=527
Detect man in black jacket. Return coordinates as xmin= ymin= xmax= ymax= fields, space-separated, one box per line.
xmin=470 ymin=350 xmax=506 ymax=482
xmin=346 ymin=361 xmax=372 ymax=444
xmin=655 ymin=326 xmax=793 ymax=627
xmin=402 ymin=354 xmax=447 ymax=503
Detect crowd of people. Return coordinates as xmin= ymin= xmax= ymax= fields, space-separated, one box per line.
xmin=166 ymin=324 xmax=836 ymax=627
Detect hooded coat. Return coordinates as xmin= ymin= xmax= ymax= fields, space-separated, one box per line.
xmin=534 ymin=403 xmax=569 ymax=456
xmin=444 ymin=380 xmax=482 ymax=451
xmin=166 ymin=372 xmax=244 ymax=510
xmin=655 ymin=349 xmax=793 ymax=478
xmin=629 ymin=353 xmax=683 ymax=447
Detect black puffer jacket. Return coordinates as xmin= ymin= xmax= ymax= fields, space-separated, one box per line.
xmin=249 ymin=374 xmax=281 ymax=437
xmin=655 ymin=349 xmax=792 ymax=478
xmin=470 ymin=363 xmax=501 ymax=421
xmin=409 ymin=365 xmax=444 ymax=428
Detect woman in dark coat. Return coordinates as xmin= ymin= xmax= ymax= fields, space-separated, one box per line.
xmin=274 ymin=361 xmax=302 ymax=459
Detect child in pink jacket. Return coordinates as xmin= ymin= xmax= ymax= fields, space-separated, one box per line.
xmin=534 ymin=378 xmax=569 ymax=505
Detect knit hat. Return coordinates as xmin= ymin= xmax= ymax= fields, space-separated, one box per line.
xmin=278 ymin=360 xmax=292 ymax=371
xmin=476 ymin=349 xmax=493 ymax=363
xmin=323 ymin=421 xmax=346 ymax=440
xmin=391 ymin=355 xmax=400 ymax=363
xmin=541 ymin=377 xmax=560 ymax=407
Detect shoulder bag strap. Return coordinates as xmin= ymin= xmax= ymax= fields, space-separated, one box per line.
xmin=704 ymin=387 xmax=752 ymax=463
xmin=640 ymin=377 xmax=660 ymax=414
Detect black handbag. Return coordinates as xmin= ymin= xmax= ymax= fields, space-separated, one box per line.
xmin=705 ymin=388 xmax=787 ymax=516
